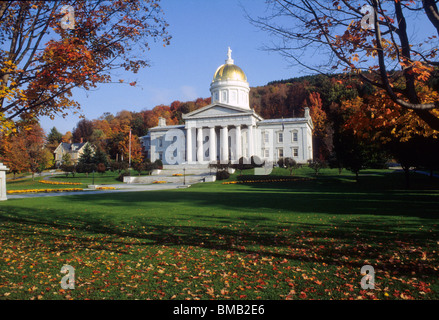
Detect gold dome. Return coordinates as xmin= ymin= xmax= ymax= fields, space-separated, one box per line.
xmin=212 ymin=63 xmax=247 ymax=82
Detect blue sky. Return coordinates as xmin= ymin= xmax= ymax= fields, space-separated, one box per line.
xmin=40 ymin=0 xmax=297 ymax=134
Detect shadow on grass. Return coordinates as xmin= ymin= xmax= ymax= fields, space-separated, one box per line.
xmin=1 ymin=171 xmax=438 ymax=277
xmin=40 ymin=173 xmax=439 ymax=219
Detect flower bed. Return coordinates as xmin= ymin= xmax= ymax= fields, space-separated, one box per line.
xmin=7 ymin=188 xmax=84 ymax=194
xmin=39 ymin=180 xmax=82 ymax=185
xmin=236 ymin=175 xmax=311 ymax=182
xmin=153 ymin=181 xmax=167 ymax=184
xmin=96 ymin=186 xmax=116 ymax=190
xmin=222 ymin=177 xmax=311 ymax=185
xmin=172 ymin=174 xmax=183 ymax=176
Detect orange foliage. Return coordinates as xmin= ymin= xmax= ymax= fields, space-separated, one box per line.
xmin=307 ymin=92 xmax=328 ymax=137
xmin=118 ymin=134 xmax=143 ymax=164
xmin=342 ymin=87 xmax=439 ymax=142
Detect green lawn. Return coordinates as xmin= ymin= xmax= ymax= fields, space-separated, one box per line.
xmin=0 ymin=169 xmax=438 ymax=300
xmin=50 ymin=171 xmax=124 ymax=185
xmin=6 ymin=171 xmax=123 ymax=192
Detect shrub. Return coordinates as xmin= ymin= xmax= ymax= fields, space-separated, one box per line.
xmin=117 ymin=170 xmax=130 ymax=182
xmin=209 ymin=161 xmax=230 ymax=172
xmin=97 ymin=163 xmax=106 ymax=175
xmin=110 ymin=161 xmax=129 ymax=173
xmin=60 ymin=164 xmax=76 ymax=177
xmin=132 ymin=161 xmax=146 ymax=176
xmin=231 ymin=157 xmax=255 ymax=175
xmin=76 ymin=163 xmax=97 ymax=176
xmin=216 ymin=170 xmax=230 ymax=180
xmin=154 ymin=159 xmax=163 ymax=169
xmin=308 ymin=159 xmax=327 ymax=176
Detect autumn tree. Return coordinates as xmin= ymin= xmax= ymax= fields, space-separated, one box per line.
xmin=0 ymin=131 xmax=29 ymax=179
xmin=0 ymin=0 xmax=170 ymax=132
xmin=38 ymin=148 xmax=54 ymax=173
xmin=0 ymin=122 xmax=52 ymax=179
xmin=118 ymin=133 xmax=144 ymax=166
xmin=25 ymin=123 xmax=49 ymax=180
xmin=62 ymin=131 xmax=73 ymax=143
xmin=249 ymin=1 xmax=439 ymax=130
xmin=72 ymin=119 xmax=94 ymax=143
xmin=306 ymin=92 xmax=331 ymax=160
xmin=342 ymin=91 xmax=439 ymax=143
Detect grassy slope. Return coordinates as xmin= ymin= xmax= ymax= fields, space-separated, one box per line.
xmin=0 ymin=169 xmax=438 ymax=300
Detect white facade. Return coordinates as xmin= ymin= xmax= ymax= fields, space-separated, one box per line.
xmin=141 ymin=48 xmax=313 ymax=166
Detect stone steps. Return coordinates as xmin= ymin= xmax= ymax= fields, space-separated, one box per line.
xmin=151 ymin=168 xmax=214 ymax=176
xmin=122 ymin=164 xmax=235 ymax=185
xmin=124 ymin=173 xmax=215 ymax=184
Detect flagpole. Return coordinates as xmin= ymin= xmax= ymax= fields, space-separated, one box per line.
xmin=129 ymin=129 xmax=132 ymax=168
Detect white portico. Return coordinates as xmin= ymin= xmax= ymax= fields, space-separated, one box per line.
xmin=183 ymin=103 xmax=262 ymax=164
xmin=142 ymin=48 xmax=313 ymax=166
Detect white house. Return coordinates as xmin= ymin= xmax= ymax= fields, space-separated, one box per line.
xmin=141 ymin=48 xmax=313 ymax=166
xmin=53 ymin=141 xmax=93 ymax=166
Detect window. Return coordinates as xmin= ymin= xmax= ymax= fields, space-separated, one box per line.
xmin=292 ymin=148 xmax=299 ymax=158
xmin=278 ymin=148 xmax=284 ymax=158
xmin=278 ymin=132 xmax=283 ymax=143
xmin=292 ymin=131 xmax=298 ymax=142
xmin=264 ymin=132 xmax=269 ymax=143
xmin=158 ymin=138 xmax=163 ymax=148
xmin=264 ymin=149 xmax=270 ymax=158
xmin=222 ymin=90 xmax=227 ymax=102
xmin=231 ymin=90 xmax=237 ymax=103
xmin=158 ymin=152 xmax=163 ymax=161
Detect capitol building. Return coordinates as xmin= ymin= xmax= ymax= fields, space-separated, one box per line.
xmin=141 ymin=48 xmax=313 ymax=166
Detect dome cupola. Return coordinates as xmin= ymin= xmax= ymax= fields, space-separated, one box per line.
xmin=210 ymin=47 xmax=250 ymax=109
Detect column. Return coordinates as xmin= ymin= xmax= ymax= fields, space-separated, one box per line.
xmin=186 ymin=127 xmax=192 ymax=163
xmin=197 ymin=127 xmax=203 ymax=163
xmin=248 ymin=125 xmax=254 ymax=157
xmin=0 ymin=163 xmax=9 ymax=201
xmin=220 ymin=126 xmax=229 ymax=162
xmin=209 ymin=127 xmax=216 ymax=162
xmin=235 ymin=125 xmax=242 ymax=161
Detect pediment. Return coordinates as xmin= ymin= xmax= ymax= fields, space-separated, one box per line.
xmin=182 ymin=103 xmax=252 ymax=119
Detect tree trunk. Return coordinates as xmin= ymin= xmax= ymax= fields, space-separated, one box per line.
xmin=403 ymin=167 xmax=410 ymax=189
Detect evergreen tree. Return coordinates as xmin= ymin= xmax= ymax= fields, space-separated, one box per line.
xmin=47 ymin=127 xmax=63 ymax=145
xmin=78 ymin=143 xmax=94 ymax=165
xmin=92 ymin=147 xmax=109 ymax=167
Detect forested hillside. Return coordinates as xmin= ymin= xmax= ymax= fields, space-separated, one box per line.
xmin=2 ymin=73 xmax=438 ymax=178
